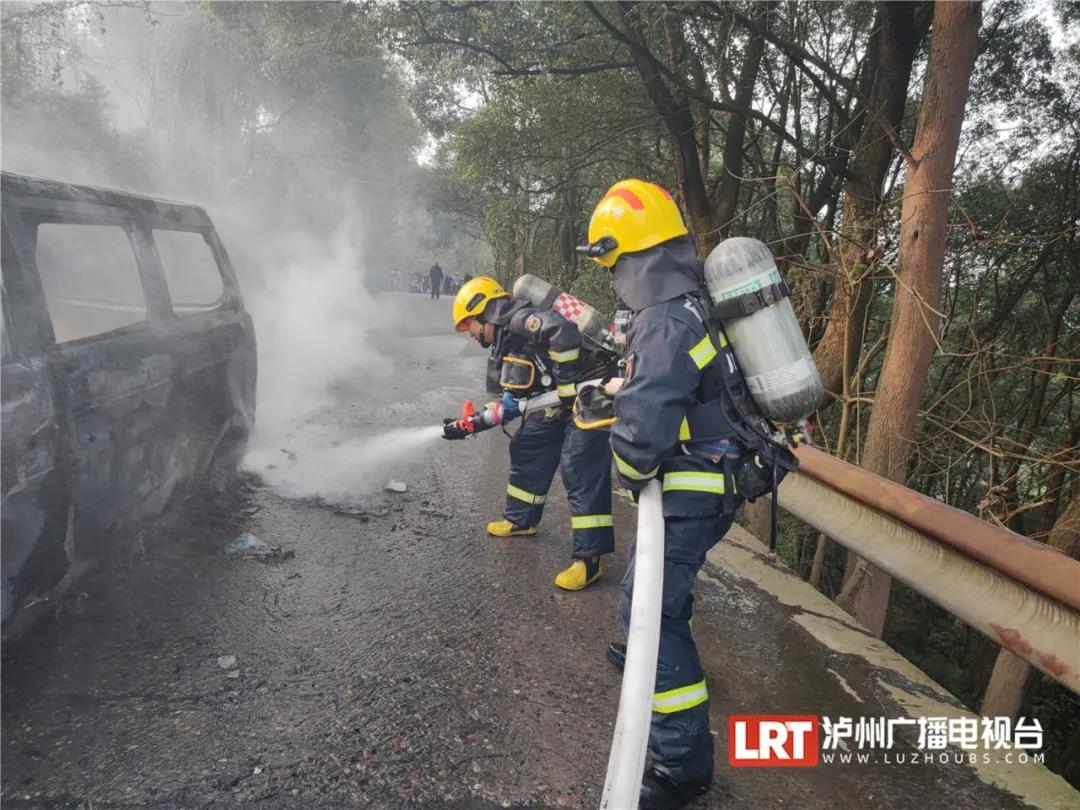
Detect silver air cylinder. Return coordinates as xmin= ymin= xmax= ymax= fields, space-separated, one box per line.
xmin=703 ymin=238 xmax=823 ymax=423
xmin=512 ymin=274 xmax=613 ymax=350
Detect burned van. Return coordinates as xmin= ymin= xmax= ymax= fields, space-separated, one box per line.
xmin=1 ymin=172 xmax=257 ymax=625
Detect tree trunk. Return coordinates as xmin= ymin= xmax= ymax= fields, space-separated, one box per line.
xmin=612 ymin=4 xmax=713 ymax=247
xmin=761 ymin=60 xmax=795 ymax=243
xmin=1040 ymin=415 xmax=1079 ymax=537
xmin=1049 ymin=487 xmax=1080 ymax=559
xmin=981 ymin=651 xmax=1031 ymax=720
xmin=837 ymin=0 xmax=982 ymax=637
xmin=1002 ymin=290 xmax=1075 ymax=532
xmin=813 ymin=2 xmax=926 ymax=400
xmin=713 ymin=6 xmax=766 ymax=237
xmin=981 ymin=488 xmax=1080 ymax=718
xmin=984 ymin=652 xmax=1032 ymax=721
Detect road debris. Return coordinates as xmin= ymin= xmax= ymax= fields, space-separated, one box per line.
xmin=225 ymin=534 xmax=295 ymax=562
xmin=333 ymin=506 xmax=370 ymax=521
xmin=384 ymin=480 xmax=408 ymax=493
xmin=217 ymin=655 xmax=238 ymax=669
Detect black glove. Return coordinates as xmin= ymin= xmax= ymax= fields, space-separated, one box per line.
xmin=733 ymin=453 xmax=773 ymax=500
xmin=442 ymin=418 xmax=469 ymax=440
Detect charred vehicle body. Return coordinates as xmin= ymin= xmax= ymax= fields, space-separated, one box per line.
xmin=1 ymin=172 xmax=256 ymax=625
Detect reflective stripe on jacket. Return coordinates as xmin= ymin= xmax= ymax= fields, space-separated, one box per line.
xmin=506 ymin=304 xmax=583 ymax=386
xmin=610 ymin=298 xmax=710 ymax=490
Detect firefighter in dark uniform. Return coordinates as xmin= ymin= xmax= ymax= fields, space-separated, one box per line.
xmin=443 ymin=276 xmax=614 ymax=590
xmin=579 ymin=180 xmax=746 ymax=809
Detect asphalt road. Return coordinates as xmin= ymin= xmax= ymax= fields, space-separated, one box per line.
xmin=1 ymin=296 xmax=1056 ymax=809
xmin=2 ymin=296 xmax=630 ymax=809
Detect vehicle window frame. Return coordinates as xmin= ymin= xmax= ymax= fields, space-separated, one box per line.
xmin=149 ymin=226 xmax=231 ymax=316
xmin=24 ymin=214 xmax=168 ymax=349
xmin=1 ymin=205 xmax=54 ymax=358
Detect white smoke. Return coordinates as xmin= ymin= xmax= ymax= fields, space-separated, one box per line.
xmin=241 ymin=207 xmax=396 ymax=435
xmin=1 ymin=3 xmax=468 ymax=504
xmin=247 ymin=424 xmax=446 ymax=503
xmin=239 ymin=204 xmax=452 ymax=502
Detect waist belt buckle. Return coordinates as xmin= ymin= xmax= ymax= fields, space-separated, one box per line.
xmin=682 ymin=438 xmax=738 ymax=463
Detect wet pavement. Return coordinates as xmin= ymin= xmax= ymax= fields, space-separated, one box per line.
xmin=2 ymin=296 xmax=1074 ymax=809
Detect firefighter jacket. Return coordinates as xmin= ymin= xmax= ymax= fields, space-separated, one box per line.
xmin=485 ymin=297 xmax=584 ymax=397
xmin=610 ymin=237 xmax=745 ymax=491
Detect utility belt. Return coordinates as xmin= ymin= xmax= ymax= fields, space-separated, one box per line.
xmin=677 ymin=399 xmax=783 ymax=506
xmin=672 ymin=401 xmax=742 ymax=515
xmin=663 ymin=444 xmax=774 ymax=518
xmin=680 ymin=399 xmax=739 ymax=449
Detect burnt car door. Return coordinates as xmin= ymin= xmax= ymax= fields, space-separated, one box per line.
xmin=16 ymin=200 xmax=189 ymax=566
xmin=142 ymin=224 xmax=256 ymax=491
xmin=1 ymin=174 xmax=257 ymax=624
xmin=1 ymin=207 xmax=71 ymax=621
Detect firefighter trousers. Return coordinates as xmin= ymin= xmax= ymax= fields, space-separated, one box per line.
xmin=503 ymin=407 xmax=614 ymax=559
xmin=618 ymin=453 xmax=741 ymax=784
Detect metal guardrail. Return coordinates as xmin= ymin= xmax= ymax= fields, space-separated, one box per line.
xmin=777 ymin=446 xmax=1080 ymax=695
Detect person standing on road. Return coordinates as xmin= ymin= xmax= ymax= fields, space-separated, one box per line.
xmin=442 ymin=276 xmax=616 ymax=590
xmin=429 ymin=262 xmax=444 ymax=300
xmin=579 ymin=179 xmax=747 ymax=810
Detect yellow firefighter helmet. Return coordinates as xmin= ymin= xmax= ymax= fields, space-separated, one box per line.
xmin=452 ymin=275 xmax=510 ymax=332
xmin=579 ymin=179 xmax=689 ymax=268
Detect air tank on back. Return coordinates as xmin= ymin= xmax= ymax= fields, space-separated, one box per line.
xmin=703 ymin=237 xmax=823 ymax=424
xmin=512 ymin=273 xmax=614 ymax=351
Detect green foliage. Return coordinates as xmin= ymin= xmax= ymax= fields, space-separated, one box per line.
xmin=385 ymin=0 xmax=1079 ymax=784
xmin=0 ymin=1 xmax=476 ymax=279
xmin=1 ymin=5 xmax=153 ymax=187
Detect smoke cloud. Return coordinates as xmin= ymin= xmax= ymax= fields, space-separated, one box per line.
xmin=1 ymin=2 xmax=472 ymax=502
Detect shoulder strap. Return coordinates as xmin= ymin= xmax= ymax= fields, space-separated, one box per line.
xmin=696 ymin=294 xmax=796 ymax=462
xmin=711 ymin=280 xmax=791 ymax=321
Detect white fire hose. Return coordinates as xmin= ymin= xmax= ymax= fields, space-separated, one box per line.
xmin=601 ymin=478 xmax=665 ymax=809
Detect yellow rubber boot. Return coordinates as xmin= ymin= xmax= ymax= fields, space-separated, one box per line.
xmin=554 ymin=557 xmax=602 ymax=591
xmin=487 ymin=519 xmax=537 ymax=538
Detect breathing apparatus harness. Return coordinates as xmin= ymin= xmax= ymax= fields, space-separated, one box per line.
xmin=665 ymin=292 xmax=802 ymax=550
xmin=449 ymin=312 xmax=621 ymax=441
xmin=708 ymin=294 xmax=803 ymax=545
xmin=513 ymin=345 xmax=620 ymax=437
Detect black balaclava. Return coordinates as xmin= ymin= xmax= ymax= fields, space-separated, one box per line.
xmin=610 ymin=235 xmax=704 ymax=313
xmin=476 ymin=296 xmax=519 ymax=348
xmin=481 ymin=296 xmax=518 ymax=327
